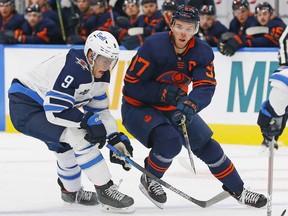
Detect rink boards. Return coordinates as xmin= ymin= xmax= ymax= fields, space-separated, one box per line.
xmin=1 ymin=44 xmax=287 ymax=145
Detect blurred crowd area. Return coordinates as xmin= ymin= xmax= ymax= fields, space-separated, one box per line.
xmin=0 ymin=0 xmax=287 ymax=53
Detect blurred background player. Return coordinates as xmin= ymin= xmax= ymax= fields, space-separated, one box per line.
xmin=218 ymin=2 xmax=286 ymax=57
xmin=8 ymin=30 xmax=134 ymax=213
xmin=121 ymin=5 xmax=267 ymax=209
xmin=28 ymin=0 xmax=60 ymax=25
xmin=229 ymin=0 xmax=256 ymax=36
xmin=121 ymin=0 xmax=163 ymax=50
xmin=153 ymin=0 xmax=179 ymax=33
xmin=66 ymin=0 xmax=97 ymax=44
xmin=3 ymin=4 xmax=63 ymax=44
xmin=90 ymin=0 xmax=119 ymax=32
xmin=197 ymin=4 xmax=227 ymax=47
xmin=257 ymin=27 xmax=288 ymax=150
xmin=0 ymin=0 xmax=25 ymax=43
xmin=109 ymin=0 xmax=140 ymax=44
xmin=217 ymin=0 xmax=257 ymax=56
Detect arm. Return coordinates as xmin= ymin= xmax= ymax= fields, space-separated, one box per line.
xmin=123 ymin=41 xmax=185 ymax=106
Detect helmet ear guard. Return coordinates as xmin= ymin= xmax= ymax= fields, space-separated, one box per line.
xmin=84 ymin=30 xmax=120 ymax=70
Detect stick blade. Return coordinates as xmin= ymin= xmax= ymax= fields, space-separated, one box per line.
xmin=246 ymin=26 xmax=269 ymax=35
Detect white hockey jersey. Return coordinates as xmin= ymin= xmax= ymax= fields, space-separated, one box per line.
xmin=15 ymin=48 xmax=118 ymax=135
xmin=269 ymin=66 xmax=288 ymax=116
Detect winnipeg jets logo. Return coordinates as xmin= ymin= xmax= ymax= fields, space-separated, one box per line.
xmin=75 ymin=57 xmax=89 ymax=71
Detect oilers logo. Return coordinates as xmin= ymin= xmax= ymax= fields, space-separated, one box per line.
xmin=156 ymin=71 xmax=191 ymax=89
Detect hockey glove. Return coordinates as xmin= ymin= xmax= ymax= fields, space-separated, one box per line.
xmin=108 ymin=132 xmax=133 ymax=171
xmin=172 ymin=96 xmax=197 ymax=125
xmin=219 ymin=34 xmax=245 ymax=57
xmin=159 ymin=84 xmax=186 ymax=106
xmin=122 ymin=35 xmax=144 ymax=50
xmin=257 ymin=100 xmax=286 ymax=141
xmin=80 ymin=112 xmax=107 ymax=148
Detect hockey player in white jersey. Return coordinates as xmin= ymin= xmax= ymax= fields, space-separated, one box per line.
xmin=258 ymin=27 xmax=288 ymax=141
xmin=8 ymin=30 xmax=134 ymax=213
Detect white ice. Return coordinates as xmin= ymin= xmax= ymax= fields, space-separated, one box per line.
xmin=0 ymin=132 xmax=287 ymax=216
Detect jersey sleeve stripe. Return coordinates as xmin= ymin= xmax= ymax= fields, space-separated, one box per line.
xmin=93 ymin=93 xmax=107 ymax=100
xmin=83 ymin=105 xmax=108 ymax=112
xmin=46 ymin=91 xmax=75 ymax=104
xmin=270 ymin=73 xmax=288 ymax=86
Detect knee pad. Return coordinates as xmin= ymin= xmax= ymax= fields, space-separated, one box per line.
xmin=150 ymin=124 xmax=182 ymax=159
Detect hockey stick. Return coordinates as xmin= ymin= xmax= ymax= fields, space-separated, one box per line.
xmin=56 ymin=0 xmax=67 ymax=42
xmin=107 ymin=144 xmax=230 ymax=208
xmin=181 ymin=121 xmax=196 ymax=174
xmin=267 ymin=136 xmax=275 ymax=216
xmin=246 ymin=26 xmax=269 ymax=35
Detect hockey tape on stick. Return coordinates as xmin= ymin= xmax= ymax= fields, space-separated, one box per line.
xmin=107 ymin=144 xmax=230 ymax=208
xmin=246 ymin=26 xmax=269 ymax=35
xmin=128 ymin=27 xmax=144 ymax=36
xmin=267 ymin=136 xmax=275 ymax=216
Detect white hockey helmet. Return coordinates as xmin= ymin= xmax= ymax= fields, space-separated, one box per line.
xmin=84 ymin=30 xmax=120 ymax=70
xmin=278 ymin=27 xmax=288 ymax=66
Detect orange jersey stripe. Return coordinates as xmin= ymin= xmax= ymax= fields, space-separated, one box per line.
xmin=193 ymin=80 xmax=217 ymax=88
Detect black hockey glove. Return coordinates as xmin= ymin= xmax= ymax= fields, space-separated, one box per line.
xmin=159 ymin=84 xmax=186 ymax=106
xmin=122 ymin=35 xmax=144 ymax=50
xmin=172 ymin=96 xmax=197 ymax=125
xmin=218 ymin=33 xmax=245 ymax=57
xmin=80 ymin=112 xmax=107 ymax=148
xmin=108 ymin=132 xmax=133 ymax=171
xmin=257 ymin=100 xmax=286 ymax=141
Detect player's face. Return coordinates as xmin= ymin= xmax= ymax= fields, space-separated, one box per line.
xmin=256 ymin=10 xmax=271 ymax=26
xmin=92 ymin=55 xmax=114 ymax=78
xmin=142 ymin=3 xmax=157 ymax=17
xmin=0 ymin=4 xmax=13 ymax=18
xmin=76 ymin=0 xmax=90 ymax=13
xmin=171 ymin=20 xmax=197 ymax=49
xmin=91 ymin=4 xmax=106 ymax=15
xmin=26 ymin=12 xmax=41 ymax=28
xmin=234 ymin=8 xmax=250 ymax=24
xmin=124 ymin=3 xmax=139 ymax=17
xmin=200 ymin=15 xmax=215 ymax=30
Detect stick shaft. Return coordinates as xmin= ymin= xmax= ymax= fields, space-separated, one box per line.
xmin=267 ymin=137 xmax=275 ymax=216
xmin=182 ymin=122 xmax=196 ymax=174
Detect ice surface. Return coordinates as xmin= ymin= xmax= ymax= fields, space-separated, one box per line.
xmin=0 ymin=132 xmax=287 ymax=216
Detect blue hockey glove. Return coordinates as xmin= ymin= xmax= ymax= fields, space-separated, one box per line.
xmin=80 ymin=112 xmax=107 ymax=148
xmin=160 ymin=84 xmax=186 ymax=106
xmin=108 ymin=132 xmax=133 ymax=171
xmin=257 ymin=100 xmax=286 ymax=141
xmin=172 ymin=96 xmax=197 ymax=125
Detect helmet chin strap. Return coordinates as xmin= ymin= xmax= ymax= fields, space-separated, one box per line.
xmin=87 ymin=51 xmax=97 ymax=73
